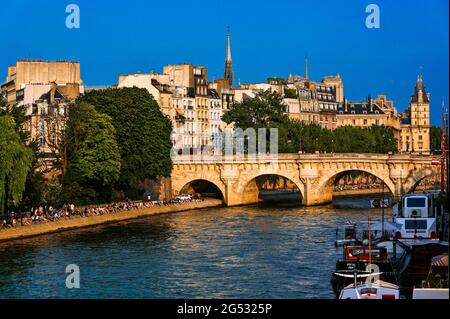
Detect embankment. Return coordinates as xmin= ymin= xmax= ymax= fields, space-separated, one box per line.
xmin=0 ymin=199 xmax=222 ymax=243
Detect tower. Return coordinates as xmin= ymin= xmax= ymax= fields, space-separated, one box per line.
xmin=224 ymin=31 xmax=234 ymax=88
xmin=305 ymin=57 xmax=309 ymax=80
xmin=409 ymin=73 xmax=431 ymax=153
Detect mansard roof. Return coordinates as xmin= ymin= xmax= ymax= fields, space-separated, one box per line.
xmin=208 ymin=89 xmax=220 ymax=99
xmin=338 ymin=101 xmax=386 ymax=115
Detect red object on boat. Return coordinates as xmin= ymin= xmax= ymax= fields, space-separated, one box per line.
xmin=431 ymin=159 xmax=440 ymax=165
xmin=344 ymin=246 xmax=388 ymax=262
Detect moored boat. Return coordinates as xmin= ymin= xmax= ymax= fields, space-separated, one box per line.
xmin=394 ymin=239 xmax=448 ymax=298
xmin=334 ymin=221 xmax=361 ymax=246
xmin=338 ymin=274 xmax=401 ymax=299
xmin=331 ymin=245 xmax=397 ymax=297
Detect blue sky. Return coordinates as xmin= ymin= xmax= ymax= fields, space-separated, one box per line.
xmin=0 ymin=0 xmax=448 ymax=125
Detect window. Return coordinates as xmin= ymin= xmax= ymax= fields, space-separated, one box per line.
xmin=405 ymin=220 xmax=427 ymax=230
xmin=418 ymin=135 xmax=422 ymax=140
xmin=363 ymin=119 xmax=368 ymax=125
xmin=406 ymin=197 xmax=426 ymax=207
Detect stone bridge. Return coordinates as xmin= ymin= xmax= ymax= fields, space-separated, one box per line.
xmin=171 ymin=153 xmax=438 ymax=206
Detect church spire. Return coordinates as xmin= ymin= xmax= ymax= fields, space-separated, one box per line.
xmin=305 ymin=57 xmax=309 ymax=80
xmin=226 ymin=31 xmax=232 ymax=62
xmin=224 ymin=29 xmax=234 ymax=88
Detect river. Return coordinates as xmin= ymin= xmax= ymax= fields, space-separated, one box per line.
xmin=0 ymin=194 xmax=392 ymax=299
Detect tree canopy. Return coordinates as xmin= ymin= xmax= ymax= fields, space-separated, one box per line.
xmin=223 ymin=91 xmax=398 ymax=154
xmin=0 ymin=115 xmax=34 ymax=214
xmin=62 ymin=103 xmax=121 ymax=203
xmin=430 ymin=126 xmax=442 ymax=154
xmin=76 ymin=87 xmax=173 ymax=198
xmin=222 ymin=90 xmax=289 ymax=129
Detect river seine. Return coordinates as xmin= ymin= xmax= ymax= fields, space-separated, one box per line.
xmin=0 ymin=194 xmax=391 ymax=299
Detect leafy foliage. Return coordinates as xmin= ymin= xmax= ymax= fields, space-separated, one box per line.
xmin=223 ymin=92 xmax=398 ymax=154
xmin=430 ymin=126 xmax=442 ymax=154
xmin=76 ymin=87 xmax=173 ymax=198
xmin=284 ymin=88 xmax=298 ymax=99
xmin=0 ymin=116 xmax=34 ymax=214
xmin=222 ymin=90 xmax=289 ymax=129
xmin=62 ymin=103 xmax=122 ymax=203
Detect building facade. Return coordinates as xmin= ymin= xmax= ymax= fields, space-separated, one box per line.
xmin=399 ymin=74 xmax=431 ymax=154
xmin=1 ymin=60 xmax=84 ymax=173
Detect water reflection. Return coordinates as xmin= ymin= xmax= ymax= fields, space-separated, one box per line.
xmin=0 ymin=196 xmax=391 ymax=299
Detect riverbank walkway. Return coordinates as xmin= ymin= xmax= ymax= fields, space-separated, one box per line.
xmin=0 ymin=198 xmax=222 ymax=243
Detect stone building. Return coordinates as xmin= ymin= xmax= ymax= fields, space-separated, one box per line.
xmin=399 ymin=74 xmax=431 ymax=154
xmin=1 ymin=60 xmax=84 ymax=173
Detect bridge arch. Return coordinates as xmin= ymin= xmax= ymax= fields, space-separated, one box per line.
xmin=238 ymin=173 xmax=305 ymax=206
xmin=179 ymin=179 xmax=225 ymax=199
xmin=172 ymin=176 xmax=226 ymax=201
xmin=322 ymin=168 xmax=395 ymax=195
xmin=303 ymin=168 xmax=396 ymax=206
xmin=402 ymin=166 xmax=437 ymax=194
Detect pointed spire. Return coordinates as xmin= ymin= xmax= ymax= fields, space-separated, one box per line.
xmin=305 ymin=56 xmax=309 ymax=80
xmin=226 ymin=30 xmax=232 ymax=62
xmin=224 ymin=28 xmax=234 ymax=88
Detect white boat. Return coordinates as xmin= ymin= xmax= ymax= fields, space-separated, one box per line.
xmin=412 ymin=288 xmax=449 ymax=299
xmin=392 ymin=192 xmax=439 ymax=239
xmin=336 ymin=273 xmax=400 ymax=299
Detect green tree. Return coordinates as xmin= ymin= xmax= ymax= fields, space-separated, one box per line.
xmin=222 ymin=90 xmax=289 ymax=129
xmin=76 ymin=88 xmax=173 ymax=198
xmin=62 ymin=103 xmax=122 ymax=203
xmin=0 ymin=116 xmax=34 ymax=214
xmin=284 ymin=88 xmax=298 ymax=99
xmin=430 ymin=126 xmax=442 ymax=154
xmin=0 ymin=96 xmax=6 ymax=113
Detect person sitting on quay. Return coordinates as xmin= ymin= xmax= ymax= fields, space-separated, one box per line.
xmin=1 ymin=195 xmax=197 ymax=232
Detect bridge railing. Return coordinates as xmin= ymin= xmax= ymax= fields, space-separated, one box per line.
xmin=172 ymin=153 xmax=433 ymax=163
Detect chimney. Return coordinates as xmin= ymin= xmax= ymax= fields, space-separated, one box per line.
xmin=368 ymin=94 xmax=373 ymax=112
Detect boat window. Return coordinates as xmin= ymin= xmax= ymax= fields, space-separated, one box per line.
xmin=360 ymin=288 xmax=377 ymax=295
xmin=405 ymin=220 xmax=428 ymax=230
xmin=406 ymin=197 xmax=426 ymax=207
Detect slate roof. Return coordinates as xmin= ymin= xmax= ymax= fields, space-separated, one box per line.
xmin=338 ymin=102 xmax=386 ymax=115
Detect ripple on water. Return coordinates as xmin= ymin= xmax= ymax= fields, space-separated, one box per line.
xmin=0 ymin=197 xmax=391 ymax=299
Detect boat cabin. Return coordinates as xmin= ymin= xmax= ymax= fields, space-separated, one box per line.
xmin=344 ymin=246 xmax=388 ymax=262
xmin=392 ymin=193 xmax=438 ymax=239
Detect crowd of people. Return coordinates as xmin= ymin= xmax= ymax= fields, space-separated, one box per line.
xmin=334 ymin=183 xmax=384 ymax=192
xmin=1 ymin=195 xmax=203 ymax=230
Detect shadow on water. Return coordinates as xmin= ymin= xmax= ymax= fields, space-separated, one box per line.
xmin=258 ymin=191 xmax=302 ymax=208
xmin=332 ymin=193 xmax=392 ymax=209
